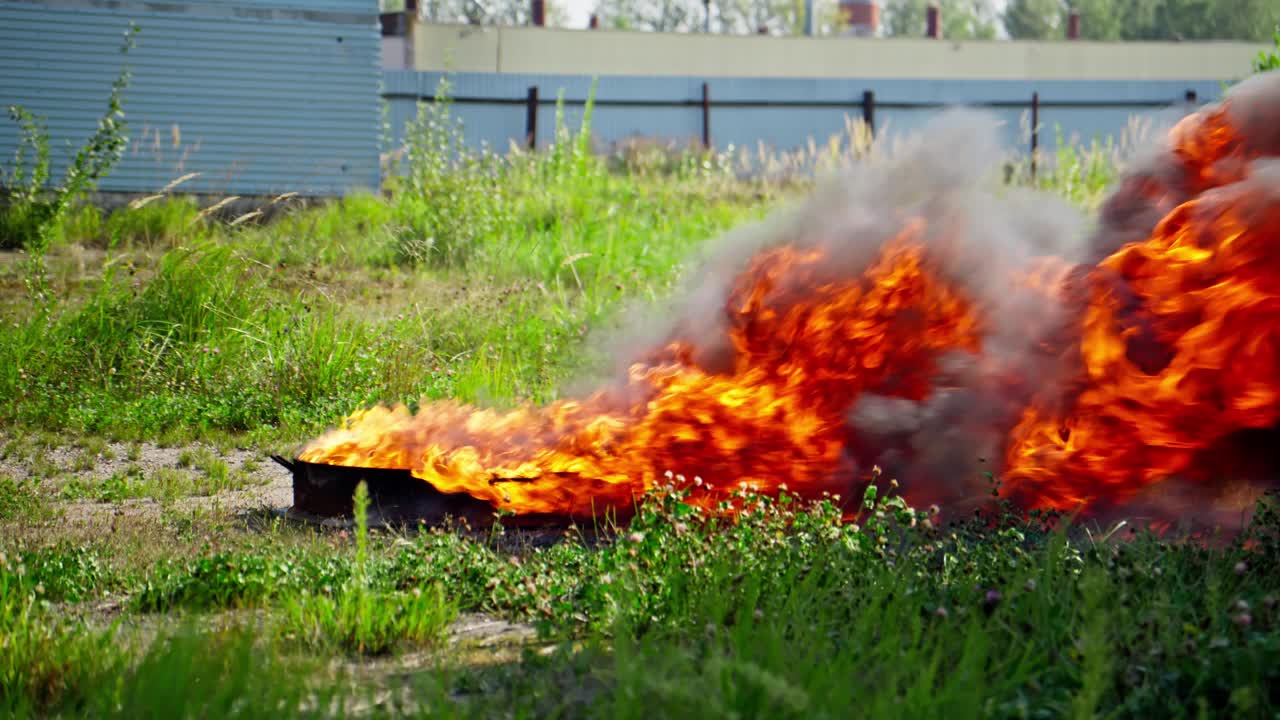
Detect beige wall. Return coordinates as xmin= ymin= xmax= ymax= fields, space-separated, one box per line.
xmin=411 ymin=23 xmax=1267 ymax=81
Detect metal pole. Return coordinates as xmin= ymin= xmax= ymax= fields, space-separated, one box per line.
xmin=925 ymin=4 xmax=939 ymax=38
xmin=861 ymin=90 xmax=875 ymax=136
xmin=704 ymin=0 xmax=711 ymax=32
xmin=804 ymin=0 xmax=814 ymax=36
xmin=701 ymin=82 xmax=711 ymax=149
xmin=1030 ymin=91 xmax=1039 ymax=184
xmin=526 ymin=86 xmax=539 ymax=150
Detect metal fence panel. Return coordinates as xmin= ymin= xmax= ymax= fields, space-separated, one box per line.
xmin=0 ymin=0 xmax=381 ymax=197
xmin=381 ymin=70 xmax=1219 ymax=163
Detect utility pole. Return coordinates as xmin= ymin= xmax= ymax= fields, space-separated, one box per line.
xmin=804 ymin=0 xmax=813 ymax=35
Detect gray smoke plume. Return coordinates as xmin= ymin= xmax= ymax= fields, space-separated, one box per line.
xmin=1087 ymin=71 xmax=1280 ymax=264
xmin=579 ymin=109 xmax=1095 ymax=508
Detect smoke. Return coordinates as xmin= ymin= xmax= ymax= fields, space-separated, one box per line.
xmin=578 ymin=110 xmax=1095 ymax=507
xmin=1088 ymin=71 xmax=1280 ymax=264
xmin=575 ymin=75 xmax=1280 ymax=522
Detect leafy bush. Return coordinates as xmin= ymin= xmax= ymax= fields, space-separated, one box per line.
xmin=1256 ymin=28 xmax=1280 ymax=73
xmin=10 ymin=544 xmax=108 ymax=603
xmin=393 ymin=77 xmax=510 ymax=267
xmin=0 ymin=474 xmax=44 ymax=521
xmin=280 ymin=583 xmax=455 ymax=657
xmin=133 ymin=550 xmax=354 ymax=612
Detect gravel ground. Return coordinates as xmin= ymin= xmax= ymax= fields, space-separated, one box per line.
xmin=0 ymin=434 xmax=295 ymax=528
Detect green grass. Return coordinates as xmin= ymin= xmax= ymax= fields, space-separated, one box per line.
xmin=1 ymin=82 xmax=1244 ymax=717
xmin=4 ymin=481 xmax=1278 ymax=717
xmin=278 ymin=482 xmax=458 ymax=656
xmin=56 ymin=464 xmax=257 ymax=504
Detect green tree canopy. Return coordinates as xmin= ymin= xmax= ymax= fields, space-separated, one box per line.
xmin=1004 ymin=0 xmax=1277 ymax=42
xmin=1002 ymin=0 xmax=1062 ymax=39
xmin=881 ymin=0 xmax=999 ymax=39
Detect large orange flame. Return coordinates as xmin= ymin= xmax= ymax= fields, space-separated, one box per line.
xmin=302 ymin=231 xmax=982 ymax=518
xmin=302 ymin=76 xmax=1280 ymax=525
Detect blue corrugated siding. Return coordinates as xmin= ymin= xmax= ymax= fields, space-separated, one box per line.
xmin=0 ymin=0 xmax=381 ymax=196
xmin=383 ymin=70 xmax=1222 ymax=160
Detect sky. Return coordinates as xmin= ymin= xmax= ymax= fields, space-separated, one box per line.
xmin=557 ymin=0 xmax=1011 ymax=33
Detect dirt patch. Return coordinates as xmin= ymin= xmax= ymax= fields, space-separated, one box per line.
xmin=0 ymin=434 xmax=294 ymax=529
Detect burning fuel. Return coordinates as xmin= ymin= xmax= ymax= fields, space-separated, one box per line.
xmin=301 ymin=72 xmax=1280 ymax=529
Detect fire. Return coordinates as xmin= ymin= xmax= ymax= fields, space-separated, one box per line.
xmin=301 ymin=234 xmax=982 ymax=518
xmin=303 ymin=74 xmax=1280 ymax=525
xmin=1003 ymin=161 xmax=1280 ymax=511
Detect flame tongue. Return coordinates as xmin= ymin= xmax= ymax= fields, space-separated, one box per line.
xmin=1004 ymin=170 xmax=1280 ymax=511
xmin=300 ymin=233 xmax=984 ymax=517
xmin=302 ymin=73 xmax=1280 ymax=525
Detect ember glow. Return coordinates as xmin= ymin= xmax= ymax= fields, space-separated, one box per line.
xmin=302 ymin=73 xmax=1280 ymax=526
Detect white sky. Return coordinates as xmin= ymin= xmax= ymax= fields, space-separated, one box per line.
xmin=558 ymin=0 xmax=1010 ymax=32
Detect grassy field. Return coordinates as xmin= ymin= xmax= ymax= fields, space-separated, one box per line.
xmin=2 ymin=91 xmax=1279 ymax=718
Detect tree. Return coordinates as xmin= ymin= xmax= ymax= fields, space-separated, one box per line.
xmin=593 ymin=0 xmax=706 ymax=31
xmin=881 ymin=0 xmax=999 ymax=39
xmin=1001 ymin=0 xmax=1062 ymax=39
xmin=1192 ymin=0 xmax=1278 ymax=42
xmin=715 ymin=0 xmax=801 ymax=34
xmin=408 ymin=0 xmax=571 ymax=26
xmin=1114 ymin=0 xmax=1277 ymax=42
xmin=593 ymin=0 xmax=846 ymax=35
xmin=1064 ymin=0 xmax=1123 ymax=41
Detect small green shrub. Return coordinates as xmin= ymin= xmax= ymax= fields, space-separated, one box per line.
xmin=0 ymin=474 xmax=44 ymax=521
xmin=133 ymin=550 xmax=354 ymax=613
xmin=1255 ymin=28 xmax=1280 ymax=73
xmin=279 ymin=481 xmax=457 ymax=655
xmin=12 ymin=544 xmax=108 ymax=603
xmin=279 ymin=583 xmax=455 ymax=657
xmin=1 ymin=23 xmax=138 ymax=300
xmin=393 ymin=77 xmax=509 ymax=267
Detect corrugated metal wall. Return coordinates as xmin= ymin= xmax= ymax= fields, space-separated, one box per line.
xmin=0 ymin=0 xmax=381 ymax=197
xmin=383 ymin=70 xmax=1217 ymax=163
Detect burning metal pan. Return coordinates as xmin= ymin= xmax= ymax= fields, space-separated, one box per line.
xmin=270 ymin=455 xmax=572 ymax=529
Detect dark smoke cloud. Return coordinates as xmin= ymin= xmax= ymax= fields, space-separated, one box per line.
xmin=1088 ymin=71 xmax=1280 ymax=264
xmin=578 ymin=110 xmax=1092 ymax=507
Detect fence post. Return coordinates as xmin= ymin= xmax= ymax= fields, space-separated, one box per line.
xmin=701 ymin=82 xmax=711 ymax=149
xmin=526 ymin=86 xmax=539 ymax=150
xmin=1030 ymin=91 xmax=1040 ymax=184
xmin=861 ymin=90 xmax=875 ymax=136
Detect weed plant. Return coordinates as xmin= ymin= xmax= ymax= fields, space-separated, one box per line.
xmin=278 ymin=482 xmax=457 ymax=656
